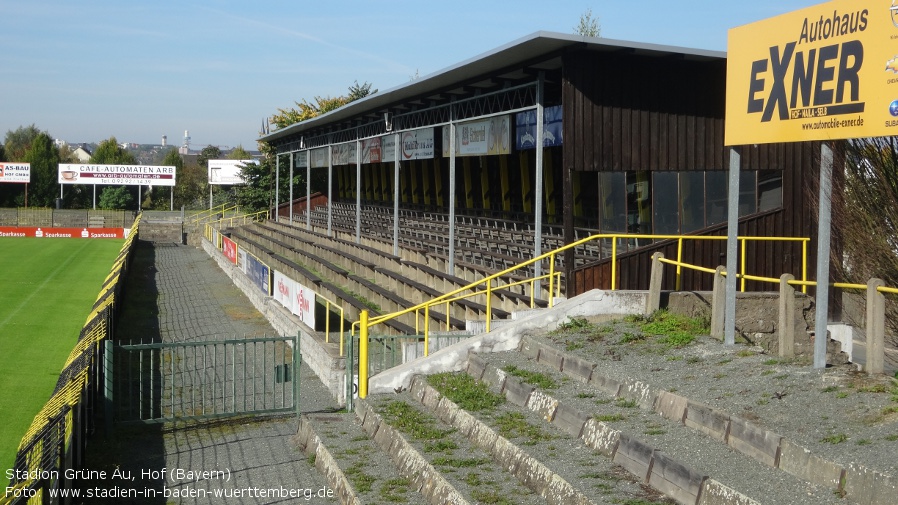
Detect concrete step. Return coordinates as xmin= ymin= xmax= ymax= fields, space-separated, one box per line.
xmin=463 ymin=350 xmax=846 ymax=505
xmin=295 ymin=412 xmax=431 ymax=505
xmin=360 ymin=392 xmax=548 ymax=504
xmin=399 ymin=374 xmax=680 ymax=505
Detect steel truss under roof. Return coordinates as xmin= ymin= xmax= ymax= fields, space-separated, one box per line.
xmin=260 ymin=31 xmax=724 ymax=155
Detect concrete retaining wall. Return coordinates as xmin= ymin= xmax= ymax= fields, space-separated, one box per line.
xmin=202 ymin=239 xmax=348 ymax=403
xmin=665 ymin=291 xmax=816 ymax=355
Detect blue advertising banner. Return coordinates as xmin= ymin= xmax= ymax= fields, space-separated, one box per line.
xmin=245 ymin=252 xmax=271 ymax=295
xmin=515 ymin=105 xmax=563 ymax=150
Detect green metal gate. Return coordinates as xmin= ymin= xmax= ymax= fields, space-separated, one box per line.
xmin=111 ymin=334 xmax=299 ymax=423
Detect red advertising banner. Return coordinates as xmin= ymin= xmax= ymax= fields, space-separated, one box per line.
xmin=221 ymin=236 xmax=238 ymax=264
xmin=0 ymin=227 xmax=125 ymax=238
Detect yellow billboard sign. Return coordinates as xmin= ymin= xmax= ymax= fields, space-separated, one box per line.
xmin=726 ymin=0 xmax=898 ymax=145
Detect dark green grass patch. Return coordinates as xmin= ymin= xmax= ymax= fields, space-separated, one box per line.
xmin=0 ymin=238 xmax=123 ymax=488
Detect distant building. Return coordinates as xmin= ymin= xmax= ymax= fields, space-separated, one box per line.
xmin=72 ymin=145 xmax=92 ymax=162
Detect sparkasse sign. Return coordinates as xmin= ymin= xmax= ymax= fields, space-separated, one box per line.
xmin=726 ymin=0 xmax=898 ymax=145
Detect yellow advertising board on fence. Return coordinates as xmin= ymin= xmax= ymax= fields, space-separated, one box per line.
xmin=726 ymin=0 xmax=898 ymax=145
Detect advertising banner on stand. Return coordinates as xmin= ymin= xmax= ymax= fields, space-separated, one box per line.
xmin=331 ymin=142 xmax=358 ymax=166
xmin=360 ymin=137 xmax=382 ymax=164
xmin=59 ymin=164 xmax=176 ymax=186
xmin=273 ymin=270 xmax=317 ymax=329
xmin=442 ymin=116 xmax=511 ymax=157
xmin=273 ymin=270 xmax=295 ymax=311
xmin=245 ymin=253 xmax=270 ymax=295
xmin=0 ymin=163 xmax=30 ymax=183
xmin=208 ymin=160 xmax=257 ymax=185
xmin=726 ymin=0 xmax=895 ymax=144
xmin=237 ymin=248 xmax=247 ymax=274
xmin=515 ymin=106 xmax=564 ymax=150
xmin=383 ymin=128 xmax=434 ymax=162
xmin=0 ymin=227 xmax=125 ymax=238
xmin=294 ymin=280 xmax=316 ymax=329
xmin=222 ymin=236 xmax=238 ymax=263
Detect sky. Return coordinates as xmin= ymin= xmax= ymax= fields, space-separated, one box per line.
xmin=0 ymin=0 xmax=826 ymax=152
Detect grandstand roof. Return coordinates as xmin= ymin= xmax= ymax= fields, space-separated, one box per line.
xmin=259 ymin=31 xmax=725 ymax=145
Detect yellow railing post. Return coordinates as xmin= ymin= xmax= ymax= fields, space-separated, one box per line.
xmin=325 ymin=300 xmax=331 ymax=343
xmin=548 ymin=252 xmax=556 ymax=307
xmin=676 ymin=238 xmax=683 ymax=291
xmin=802 ymin=240 xmax=808 ymax=294
xmin=740 ymin=238 xmax=747 ymax=292
xmin=445 ymin=301 xmax=450 ymax=331
xmin=359 ymin=310 xmax=369 ymax=399
xmin=424 ymin=304 xmax=430 ymax=357
xmin=611 ymin=237 xmax=618 ymax=290
xmin=485 ymin=279 xmax=492 ymax=332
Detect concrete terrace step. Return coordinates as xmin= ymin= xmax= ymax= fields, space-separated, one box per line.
xmin=295 ymin=412 xmax=430 ymax=505
xmin=462 ymin=349 xmax=846 ymax=505
xmin=398 ymin=374 xmax=682 ymax=505
xmin=468 ymin=338 xmax=872 ymax=504
xmin=358 ymin=394 xmax=547 ymax=505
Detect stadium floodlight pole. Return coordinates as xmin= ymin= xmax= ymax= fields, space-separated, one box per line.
xmin=327 ymin=146 xmax=333 ymax=237
xmin=813 ymin=143 xmax=834 ymax=369
xmin=724 ymin=147 xmax=740 ymax=346
xmin=289 ymin=152 xmax=294 ymax=224
xmin=93 ymin=185 xmax=96 ymax=210
xmin=533 ymin=72 xmax=545 ymax=284
xmin=306 ymin=150 xmax=311 ymax=231
xmin=275 ymin=153 xmax=280 ymax=222
xmin=356 ymin=139 xmax=361 ymax=244
xmin=448 ymin=99 xmax=457 ymax=274
xmin=393 ymin=133 xmax=400 ymax=255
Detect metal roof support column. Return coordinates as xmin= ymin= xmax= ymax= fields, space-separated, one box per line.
xmin=289 ymin=152 xmax=294 ymax=223
xmin=393 ymin=133 xmax=400 ymax=255
xmin=327 ymin=147 xmax=333 ymax=237
xmin=814 ymin=143 xmax=834 ymax=369
xmin=356 ymin=140 xmax=361 ymax=244
xmin=724 ymin=147 xmax=740 ymax=346
xmin=533 ymin=72 xmax=545 ymax=287
xmin=448 ymin=102 xmax=457 ymax=275
xmin=275 ymin=154 xmax=280 ymax=222
xmin=306 ymin=150 xmax=311 ymax=230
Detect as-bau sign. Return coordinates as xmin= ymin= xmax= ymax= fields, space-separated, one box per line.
xmin=726 ymin=0 xmax=898 ymax=145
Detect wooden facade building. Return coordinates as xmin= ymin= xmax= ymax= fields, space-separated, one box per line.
xmin=261 ymin=32 xmax=824 ymax=298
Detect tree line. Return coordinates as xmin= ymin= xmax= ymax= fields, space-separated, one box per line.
xmin=0 ymin=125 xmax=250 ymax=210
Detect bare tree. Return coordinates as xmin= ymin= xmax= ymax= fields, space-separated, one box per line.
xmin=827 ymin=137 xmax=898 ymax=346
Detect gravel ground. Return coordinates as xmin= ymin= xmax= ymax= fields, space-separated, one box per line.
xmin=532 ymin=313 xmax=898 ymax=480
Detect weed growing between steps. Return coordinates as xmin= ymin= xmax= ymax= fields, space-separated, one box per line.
xmin=548 ymin=310 xmax=710 ymax=357
xmin=503 ymin=365 xmax=559 ymax=389
xmin=427 ymin=373 xmax=554 ymax=445
xmin=372 ymin=394 xmax=541 ymax=503
xmin=427 ymin=372 xmax=506 ymax=411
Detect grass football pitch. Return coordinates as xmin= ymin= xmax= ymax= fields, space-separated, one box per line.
xmin=0 ymin=237 xmax=123 ymax=490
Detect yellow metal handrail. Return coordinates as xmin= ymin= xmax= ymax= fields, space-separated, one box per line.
xmin=355 ymin=232 xmax=811 ymax=398
xmin=188 ymin=203 xmax=240 ymax=224
xmin=658 ymin=256 xmax=898 ymax=296
xmin=212 ymin=209 xmax=269 ymax=228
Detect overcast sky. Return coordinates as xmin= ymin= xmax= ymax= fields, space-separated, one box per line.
xmin=0 ymin=0 xmax=823 ymax=151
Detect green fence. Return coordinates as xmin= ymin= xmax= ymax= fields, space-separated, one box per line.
xmin=113 ymin=335 xmax=299 ymax=424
